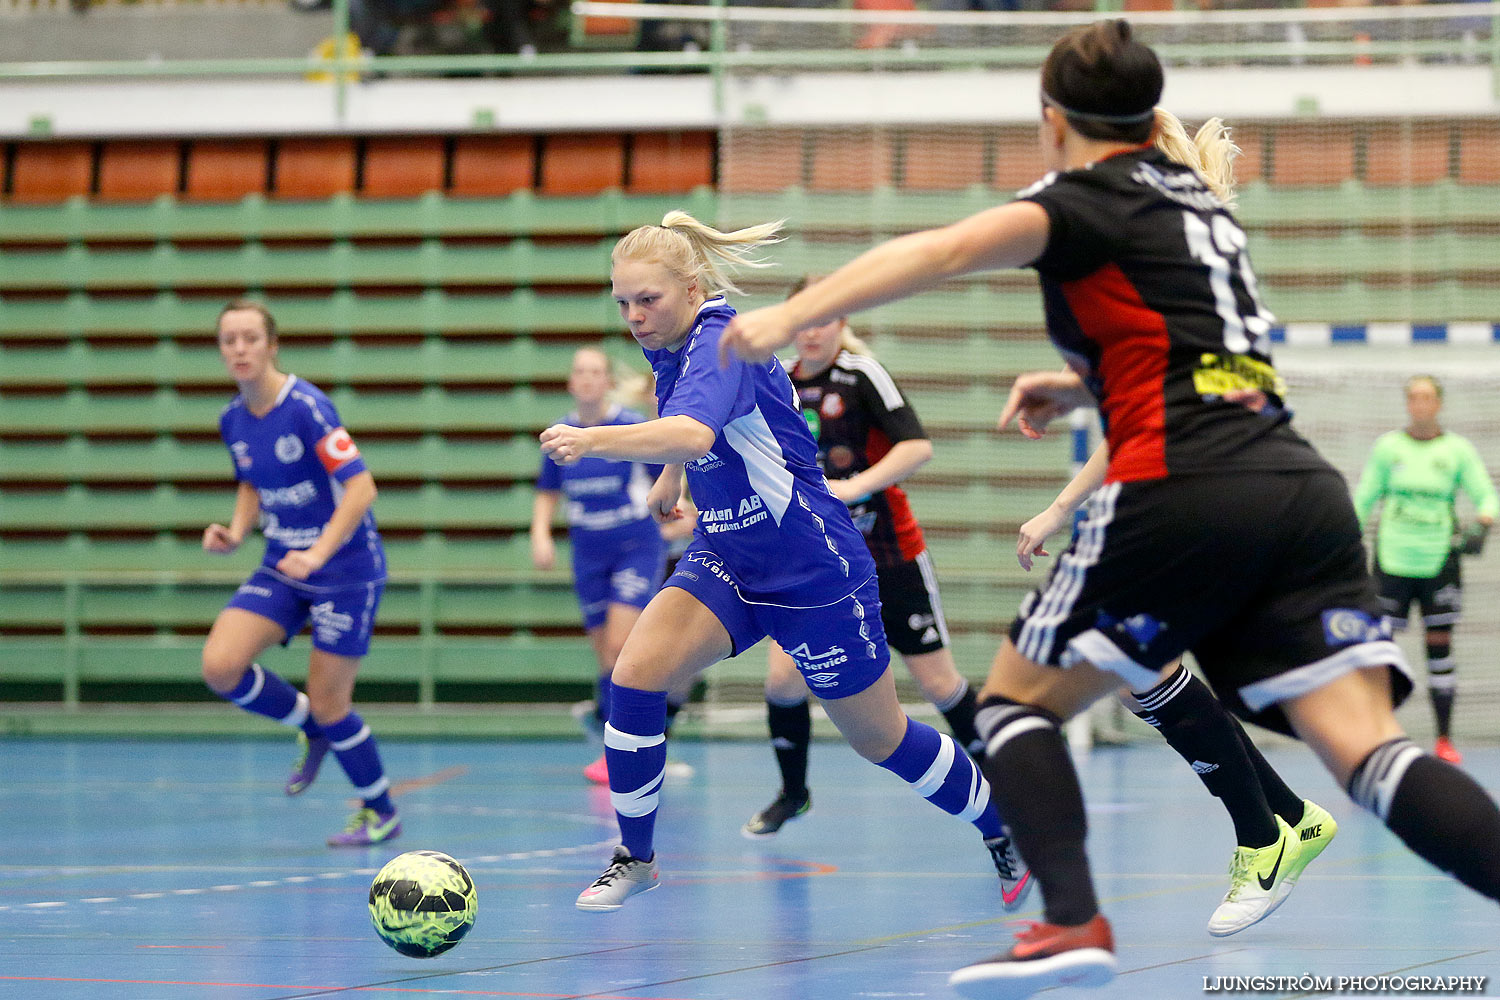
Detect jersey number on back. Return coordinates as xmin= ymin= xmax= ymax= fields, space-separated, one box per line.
xmin=1183 ymin=212 xmax=1276 ymax=356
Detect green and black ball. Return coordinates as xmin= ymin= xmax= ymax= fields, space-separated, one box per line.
xmin=368 ymin=850 xmax=477 ymax=958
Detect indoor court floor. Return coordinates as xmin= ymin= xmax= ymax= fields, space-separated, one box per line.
xmin=2 ymin=734 xmax=1496 ymax=999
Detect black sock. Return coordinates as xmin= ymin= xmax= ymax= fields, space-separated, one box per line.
xmin=767 ymin=698 xmax=811 ymax=800
xmin=1349 ymin=738 xmax=1500 ymax=901
xmin=935 ymin=678 xmax=984 ymax=757
xmin=1428 ymin=644 xmax=1452 ymax=740
xmin=976 ymin=697 xmax=1097 ymax=927
xmin=1225 ymin=712 xmax=1305 ymax=826
xmin=1132 ymin=666 xmax=1280 ymax=848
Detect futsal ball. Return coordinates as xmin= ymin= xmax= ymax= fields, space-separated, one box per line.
xmin=368 ymin=850 xmax=477 ymax=958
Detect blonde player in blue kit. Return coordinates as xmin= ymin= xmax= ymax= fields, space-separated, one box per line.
xmin=540 ymin=212 xmax=1030 ymax=912
xmin=201 ymin=299 xmax=400 ymax=847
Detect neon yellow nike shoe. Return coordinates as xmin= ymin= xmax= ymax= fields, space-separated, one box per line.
xmin=1207 ymin=817 xmax=1298 ymax=937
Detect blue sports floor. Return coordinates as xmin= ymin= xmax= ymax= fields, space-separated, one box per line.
xmin=2 ymin=735 xmax=1496 ymax=999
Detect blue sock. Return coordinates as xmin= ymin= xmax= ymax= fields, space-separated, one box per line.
xmin=323 ymin=712 xmax=394 ymax=816
xmin=878 ymin=717 xmax=1003 ymax=839
xmin=605 ymin=683 xmax=669 ymax=860
xmin=221 ymin=664 xmax=314 ymax=730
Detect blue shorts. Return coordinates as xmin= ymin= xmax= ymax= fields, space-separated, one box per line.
xmin=572 ymin=529 xmax=667 ymax=630
xmin=665 ymin=542 xmax=890 ymax=698
xmin=225 ymin=569 xmax=384 ymax=658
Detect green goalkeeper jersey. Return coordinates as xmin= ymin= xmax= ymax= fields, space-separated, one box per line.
xmin=1353 ymin=430 xmax=1499 ymax=578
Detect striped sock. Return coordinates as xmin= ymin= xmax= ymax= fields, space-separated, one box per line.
xmin=222 ymin=663 xmax=314 ymax=730
xmin=605 ymin=684 xmax=669 ymax=861
xmin=323 ymin=712 xmax=393 ymax=815
xmin=877 ymin=717 xmax=1002 ymax=839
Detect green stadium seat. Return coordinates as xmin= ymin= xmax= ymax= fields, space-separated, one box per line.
xmin=923 ymin=431 xmax=1074 ymax=480
xmin=0 ymin=190 xmax=720 ymax=244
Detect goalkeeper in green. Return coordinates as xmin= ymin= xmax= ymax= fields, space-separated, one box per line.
xmin=1354 ymin=375 xmax=1498 ymax=764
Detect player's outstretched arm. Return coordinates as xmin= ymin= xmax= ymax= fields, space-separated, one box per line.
xmin=721 ymin=201 xmax=1051 ymax=365
xmin=998 ymin=369 xmax=1093 ymax=440
xmin=647 ymin=464 xmax=688 ymax=525
xmin=541 ymin=415 xmax=715 ymax=466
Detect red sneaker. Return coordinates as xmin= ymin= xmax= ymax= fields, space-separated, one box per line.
xmin=583 ymin=753 xmax=609 ymax=785
xmin=949 ymin=914 xmax=1116 ymax=999
xmin=1435 ymin=736 xmax=1463 ymax=765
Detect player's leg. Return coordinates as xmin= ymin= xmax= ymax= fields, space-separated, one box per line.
xmin=570 ymin=559 xmax=614 ymax=743
xmin=581 ymin=602 xmax=644 ymax=784
xmin=742 ymin=641 xmax=813 ymax=838
xmin=297 ymin=581 xmax=397 ymax=847
xmin=202 ymin=576 xmax=325 ymax=763
xmin=576 ymin=577 xmax=738 ymax=912
xmin=1121 ymin=661 xmax=1327 ymax=937
xmin=777 ymin=573 xmax=1029 ymax=908
xmin=1283 ymin=666 xmax=1500 ymax=902
xmin=1417 ymin=554 xmax=1463 ymax=762
xmin=884 ymin=552 xmax=983 ymax=756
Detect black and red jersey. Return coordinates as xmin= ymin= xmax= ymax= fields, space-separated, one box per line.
xmin=1019 ymin=146 xmax=1326 ymax=484
xmin=791 ymin=351 xmax=927 ymax=567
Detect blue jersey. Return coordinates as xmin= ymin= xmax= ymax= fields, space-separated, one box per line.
xmin=218 ymin=375 xmax=386 ymax=592
xmin=536 ymin=405 xmax=663 ymax=543
xmin=645 ymin=298 xmax=875 ymax=606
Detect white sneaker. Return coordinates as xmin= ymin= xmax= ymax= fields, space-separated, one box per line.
xmin=576 ymin=845 xmax=660 ymax=912
xmin=1207 ymin=817 xmax=1298 ymax=937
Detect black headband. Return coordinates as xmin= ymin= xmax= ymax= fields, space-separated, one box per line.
xmin=1040 ymin=90 xmax=1156 ymax=126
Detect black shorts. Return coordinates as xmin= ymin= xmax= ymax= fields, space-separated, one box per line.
xmin=1375 ymin=553 xmax=1462 ymax=629
xmin=1008 ymin=468 xmax=1413 ymax=736
xmin=878 ymin=550 xmax=949 ymax=657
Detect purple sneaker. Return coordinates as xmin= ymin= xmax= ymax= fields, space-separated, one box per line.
xmin=285 ymin=733 xmax=331 ymax=797
xmin=327 ymin=807 xmax=401 ymax=847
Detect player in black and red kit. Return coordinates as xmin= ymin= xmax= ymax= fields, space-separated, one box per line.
xmin=740 ymin=282 xmax=1013 ymax=902
xmin=724 ymin=20 xmax=1500 ymax=999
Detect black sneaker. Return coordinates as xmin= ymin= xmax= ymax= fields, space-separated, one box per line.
xmin=741 ymin=790 xmax=811 ymax=839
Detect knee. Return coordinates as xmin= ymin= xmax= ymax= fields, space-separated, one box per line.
xmin=200 ymin=644 xmax=248 ymax=694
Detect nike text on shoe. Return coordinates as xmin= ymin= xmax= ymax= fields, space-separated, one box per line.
xmin=285 ymin=732 xmax=331 ymax=796
xmin=987 ymin=832 xmax=1035 ymax=911
xmin=576 ymin=845 xmax=660 ymax=912
xmin=949 ymin=913 xmax=1116 ymax=1000
xmin=1207 ymin=816 xmax=1300 ymax=937
xmin=327 ymin=807 xmax=401 ymax=847
xmin=1281 ymin=798 xmax=1337 ymax=891
xmin=742 ymin=790 xmax=811 ymax=839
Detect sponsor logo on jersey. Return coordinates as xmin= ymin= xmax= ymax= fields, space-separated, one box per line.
xmin=1321 ymin=608 xmax=1377 ymax=646
xmin=683 ymin=550 xmax=732 ymax=584
xmin=564 ymin=475 xmax=627 ymax=497
xmin=231 ymin=441 xmax=252 ymax=470
xmin=784 ymin=643 xmax=849 ymax=681
xmin=258 ymin=480 xmax=318 ymax=509
xmin=259 ymin=512 xmax=324 ymax=549
xmin=274 ymin=434 xmax=305 ymax=464
xmin=310 ymin=601 xmax=356 ymax=644
xmin=700 ymin=495 xmax=769 ymax=533
xmin=827 ymin=445 xmax=855 ymax=471
xmin=315 ymin=427 xmax=359 ymax=472
xmin=687 ymin=450 xmax=724 ymax=473
xmin=821 ymin=394 xmax=845 ymax=419
xmin=610 ymin=567 xmax=651 ymax=601
xmin=830 ymin=368 xmax=858 ymax=385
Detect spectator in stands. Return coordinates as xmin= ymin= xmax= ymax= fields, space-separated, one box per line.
xmin=200 ymin=299 xmax=400 ymax=848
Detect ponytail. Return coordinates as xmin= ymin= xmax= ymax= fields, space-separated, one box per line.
xmin=613 ymin=211 xmax=784 ymax=297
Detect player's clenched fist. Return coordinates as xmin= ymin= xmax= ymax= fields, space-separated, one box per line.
xmin=540 ymin=423 xmax=593 ymax=465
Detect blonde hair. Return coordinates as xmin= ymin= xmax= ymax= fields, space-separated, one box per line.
xmin=1153 ymin=108 xmax=1240 ymax=208
xmin=613 ymin=210 xmax=784 ymax=298
xmin=789 ymin=274 xmax=872 ymax=356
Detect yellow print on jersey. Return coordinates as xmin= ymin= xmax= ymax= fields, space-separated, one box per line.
xmin=1193 ymin=352 xmax=1287 ymax=399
